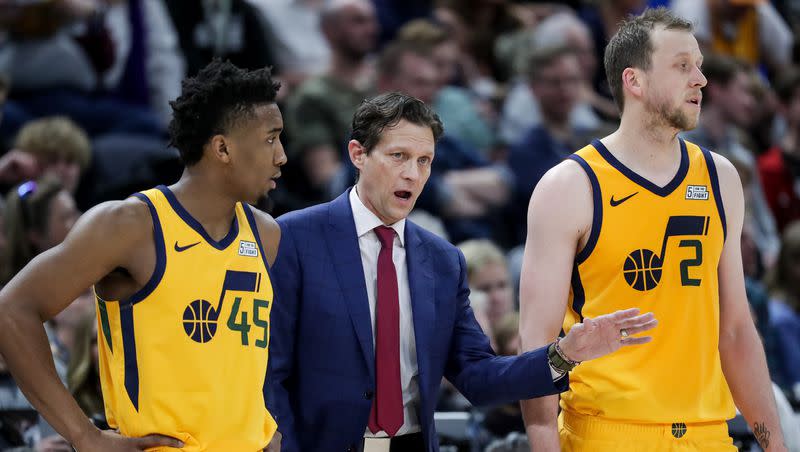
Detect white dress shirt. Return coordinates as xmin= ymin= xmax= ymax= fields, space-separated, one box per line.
xmin=350 ymin=188 xmax=421 ymax=437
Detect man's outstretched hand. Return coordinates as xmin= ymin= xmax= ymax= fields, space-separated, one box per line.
xmin=559 ymin=308 xmax=657 ymax=363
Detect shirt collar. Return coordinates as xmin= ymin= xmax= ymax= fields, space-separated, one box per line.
xmin=349 ymin=186 xmax=406 ymax=246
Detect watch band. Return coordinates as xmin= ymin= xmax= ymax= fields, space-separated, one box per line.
xmin=548 ymin=339 xmax=579 ymax=373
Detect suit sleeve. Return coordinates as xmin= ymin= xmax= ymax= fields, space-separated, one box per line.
xmin=444 ymin=250 xmax=568 ymax=406
xmin=265 ymin=218 xmax=301 ymax=452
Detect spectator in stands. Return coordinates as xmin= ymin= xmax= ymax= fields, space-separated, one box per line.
xmin=375 ymin=40 xmax=512 ymax=242
xmin=282 ymin=0 xmax=378 ymax=209
xmin=767 ymin=220 xmax=800 ymax=392
xmin=432 ymin=0 xmax=528 ymax=85
xmin=0 ymin=0 xmax=183 ymax=140
xmin=671 ymin=0 xmax=794 ymax=74
xmin=483 ymin=313 xmax=525 ymax=439
xmin=3 ymin=177 xmax=80 ymax=286
xmin=3 ymin=176 xmax=81 ymax=390
xmin=254 ymin=0 xmax=331 ymax=94
xmin=507 ymin=46 xmax=595 ymax=245
xmin=67 ymin=312 xmax=104 ymax=425
xmin=501 ymin=11 xmax=611 ymax=146
xmin=0 ymin=352 xmax=72 ymax=452
xmin=459 ymin=239 xmax=515 ymax=329
xmin=682 ymin=54 xmax=780 ymax=266
xmin=395 ymin=19 xmax=496 ymax=155
xmin=166 ymin=0 xmax=276 ymax=78
xmin=578 ymin=0 xmax=647 ymax=103
xmin=759 ymin=67 xmax=800 ymax=233
xmin=9 ymin=117 xmax=91 ymax=195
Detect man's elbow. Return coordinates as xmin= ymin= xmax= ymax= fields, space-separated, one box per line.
xmin=719 ymin=319 xmax=760 ymax=352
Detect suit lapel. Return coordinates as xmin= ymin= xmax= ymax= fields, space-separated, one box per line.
xmin=325 ymin=190 xmax=375 ymax=379
xmin=405 ymin=223 xmax=435 ymax=395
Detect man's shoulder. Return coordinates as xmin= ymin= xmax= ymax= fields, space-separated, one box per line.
xmin=89 ymin=197 xmax=154 ymax=235
xmin=407 ymin=221 xmax=460 ymax=259
xmin=276 ymin=200 xmax=332 ymax=229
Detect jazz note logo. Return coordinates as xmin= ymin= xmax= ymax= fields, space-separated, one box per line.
xmin=622 ymin=216 xmax=710 ymax=291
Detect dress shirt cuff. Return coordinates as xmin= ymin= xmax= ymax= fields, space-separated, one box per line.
xmin=549 ymin=364 xmax=567 ymax=381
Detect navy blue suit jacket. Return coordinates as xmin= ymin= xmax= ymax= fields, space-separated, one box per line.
xmin=267 ymin=190 xmax=567 ymax=452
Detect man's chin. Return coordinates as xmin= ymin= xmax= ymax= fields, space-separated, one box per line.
xmin=683 ymin=118 xmax=700 ymax=131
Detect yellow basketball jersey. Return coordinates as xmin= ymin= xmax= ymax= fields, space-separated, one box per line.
xmin=561 ymin=139 xmax=736 ymax=424
xmin=95 ymin=186 xmax=277 ymax=451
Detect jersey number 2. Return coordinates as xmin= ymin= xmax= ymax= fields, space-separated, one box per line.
xmin=678 ymin=240 xmax=702 ymax=286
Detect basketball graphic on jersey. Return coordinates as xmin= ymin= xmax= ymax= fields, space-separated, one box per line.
xmin=672 ymin=422 xmax=687 ymax=438
xmin=183 ymin=299 xmax=218 ymax=343
xmin=622 ymin=215 xmax=709 ymax=291
xmin=623 ymin=249 xmax=663 ymax=291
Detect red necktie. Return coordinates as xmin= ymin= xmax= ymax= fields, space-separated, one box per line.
xmin=368 ymin=226 xmax=404 ymax=436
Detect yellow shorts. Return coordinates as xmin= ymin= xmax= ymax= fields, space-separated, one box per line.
xmin=558 ymin=411 xmax=737 ymax=452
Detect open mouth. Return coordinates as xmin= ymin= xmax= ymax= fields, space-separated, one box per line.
xmin=394 ymin=190 xmax=412 ymax=200
xmin=267 ymin=172 xmax=281 ymax=190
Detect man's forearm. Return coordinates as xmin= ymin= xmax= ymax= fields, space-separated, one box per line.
xmin=720 ymin=322 xmax=786 ymax=451
xmin=0 ymin=305 xmax=97 ymax=446
xmin=521 ymin=395 xmax=560 ymax=452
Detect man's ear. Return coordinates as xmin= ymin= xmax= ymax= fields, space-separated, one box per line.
xmin=348 ymin=139 xmax=367 ymax=171
xmin=209 ymin=134 xmax=231 ymax=163
xmin=622 ymin=67 xmax=644 ymax=100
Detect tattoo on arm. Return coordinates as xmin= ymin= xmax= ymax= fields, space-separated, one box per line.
xmin=754 ymin=422 xmax=770 ymax=449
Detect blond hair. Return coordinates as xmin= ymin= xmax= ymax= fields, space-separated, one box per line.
xmin=458 ymin=239 xmax=507 ymax=280
xmin=14 ymin=116 xmax=91 ymax=169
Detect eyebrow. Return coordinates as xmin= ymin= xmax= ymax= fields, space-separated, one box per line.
xmin=672 ymin=51 xmax=700 ymax=60
xmin=267 ymin=127 xmax=283 ymax=134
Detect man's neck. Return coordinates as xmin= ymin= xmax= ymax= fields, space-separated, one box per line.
xmin=602 ymin=109 xmax=683 ymax=178
xmin=170 ymin=170 xmax=239 ymax=239
xmin=615 ymin=109 xmax=681 ymax=154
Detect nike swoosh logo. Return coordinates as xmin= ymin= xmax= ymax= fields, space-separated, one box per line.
xmin=174 ymin=241 xmax=200 ymax=252
xmin=609 ymin=192 xmax=639 ymax=207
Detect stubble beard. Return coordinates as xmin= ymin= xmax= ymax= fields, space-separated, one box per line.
xmin=646 ymin=95 xmax=697 ymax=132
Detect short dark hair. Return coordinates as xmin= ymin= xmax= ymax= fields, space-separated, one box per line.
xmin=701 ymin=54 xmax=750 ymax=103
xmin=526 ymin=45 xmax=577 ymax=82
xmin=351 ymin=92 xmax=444 ymax=153
xmin=774 ymin=66 xmax=800 ymax=105
xmin=604 ymin=7 xmax=693 ymax=113
xmin=168 ymin=59 xmax=280 ymax=166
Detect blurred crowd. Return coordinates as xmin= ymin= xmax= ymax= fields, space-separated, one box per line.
xmin=1 ymin=0 xmax=800 ymax=450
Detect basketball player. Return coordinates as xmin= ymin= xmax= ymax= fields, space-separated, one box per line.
xmin=518 ymin=8 xmax=786 ymax=452
xmin=0 ymin=60 xmax=286 ymax=451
